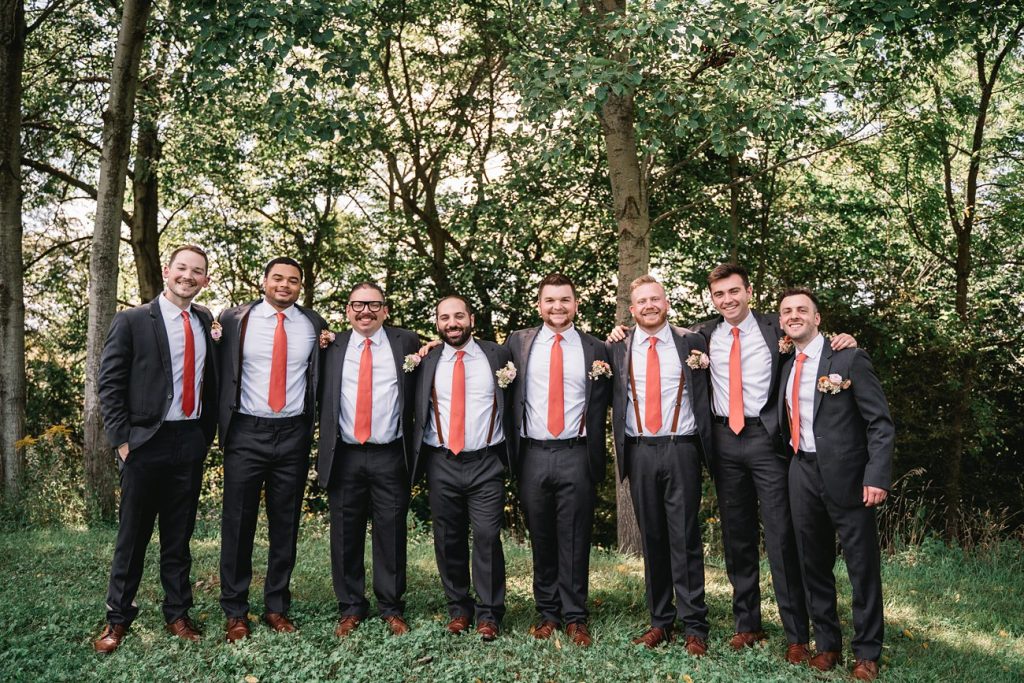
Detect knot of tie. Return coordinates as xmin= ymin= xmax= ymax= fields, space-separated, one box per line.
xmin=731 ymin=326 xmax=740 ymax=339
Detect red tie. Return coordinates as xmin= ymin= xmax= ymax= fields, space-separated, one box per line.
xmin=181 ymin=311 xmax=195 ymax=417
xmin=547 ymin=333 xmax=565 ymax=437
xmin=645 ymin=337 xmax=662 ymax=434
xmin=790 ymin=352 xmax=808 ymax=453
xmin=354 ymin=338 xmax=373 ymax=443
xmin=449 ymin=350 xmax=466 ymax=454
xmin=268 ymin=312 xmax=287 ymax=412
xmin=728 ymin=326 xmax=744 ymax=434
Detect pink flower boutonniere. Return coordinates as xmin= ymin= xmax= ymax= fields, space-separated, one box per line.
xmin=685 ymin=349 xmax=710 ymax=370
xmin=817 ymin=373 xmax=852 ymax=394
xmin=210 ymin=321 xmax=223 ymax=342
xmin=319 ymin=329 xmax=336 ymax=349
xmin=588 ymin=360 xmax=613 ymax=380
xmin=495 ymin=361 xmax=517 ymax=389
xmin=778 ymin=335 xmax=794 ymax=354
xmin=402 ymin=353 xmax=421 ymax=373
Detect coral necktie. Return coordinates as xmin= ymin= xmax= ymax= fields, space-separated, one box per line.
xmin=268 ymin=312 xmax=287 ymax=413
xmin=181 ymin=311 xmax=195 ymax=417
xmin=449 ymin=350 xmax=466 ymax=454
xmin=645 ymin=337 xmax=662 ymax=434
xmin=547 ymin=333 xmax=564 ymax=437
xmin=790 ymin=352 xmax=808 ymax=453
xmin=354 ymin=338 xmax=373 ymax=443
xmin=728 ymin=326 xmax=744 ymax=434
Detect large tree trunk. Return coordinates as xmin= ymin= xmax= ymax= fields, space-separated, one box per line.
xmin=0 ymin=0 xmax=26 ymax=504
xmin=83 ymin=0 xmax=153 ymax=520
xmin=130 ymin=112 xmax=162 ymax=302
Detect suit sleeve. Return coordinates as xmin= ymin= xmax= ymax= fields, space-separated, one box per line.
xmin=850 ymin=349 xmax=895 ymax=491
xmin=98 ymin=313 xmax=132 ymax=450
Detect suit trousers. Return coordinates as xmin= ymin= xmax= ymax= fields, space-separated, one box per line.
xmin=105 ymin=421 xmax=205 ymax=626
xmin=711 ymin=421 xmax=809 ymax=643
xmin=789 ymin=454 xmax=884 ymax=661
xmin=327 ymin=439 xmax=409 ymax=618
xmin=519 ymin=440 xmax=594 ymax=625
xmin=219 ymin=414 xmax=309 ymax=618
xmin=626 ymin=438 xmax=709 ymax=637
xmin=425 ymin=445 xmax=506 ymax=624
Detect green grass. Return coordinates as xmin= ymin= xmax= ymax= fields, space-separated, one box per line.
xmin=1 ymin=521 xmax=1021 ymax=682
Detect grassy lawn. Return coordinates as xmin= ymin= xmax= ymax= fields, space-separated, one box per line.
xmin=1 ymin=521 xmax=1021 ymax=682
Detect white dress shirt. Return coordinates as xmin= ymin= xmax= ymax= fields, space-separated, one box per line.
xmin=625 ymin=324 xmax=697 ymax=437
xmin=424 ymin=339 xmax=503 ymax=450
xmin=785 ymin=333 xmax=824 ymax=453
xmin=339 ymin=326 xmax=401 ymax=444
xmin=158 ymin=293 xmax=207 ymax=421
xmin=524 ymin=324 xmax=587 ymax=439
xmin=709 ymin=311 xmax=772 ymax=418
xmin=239 ymin=300 xmax=316 ymax=418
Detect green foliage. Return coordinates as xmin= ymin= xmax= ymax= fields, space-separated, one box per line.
xmin=4 ymin=426 xmax=86 ymax=528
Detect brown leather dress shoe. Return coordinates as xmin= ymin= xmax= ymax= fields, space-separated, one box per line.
xmin=684 ymin=635 xmax=708 ymax=657
xmin=263 ymin=612 xmax=297 ymax=633
xmin=94 ymin=623 xmax=127 ymax=654
xmin=632 ymin=626 xmax=671 ymax=648
xmin=166 ymin=616 xmax=201 ymax=642
xmin=729 ymin=630 xmax=767 ymax=650
xmin=566 ymin=622 xmax=592 ymax=647
xmin=476 ymin=621 xmax=499 ymax=641
xmin=334 ymin=615 xmax=362 ymax=638
xmin=809 ymin=650 xmax=842 ymax=671
xmin=852 ymin=659 xmax=880 ymax=680
xmin=446 ymin=615 xmax=471 ymax=634
xmin=384 ymin=615 xmax=411 ymax=635
xmin=785 ymin=642 xmax=811 ymax=664
xmin=529 ymin=620 xmax=559 ymax=639
xmin=225 ymin=617 xmax=251 ymax=643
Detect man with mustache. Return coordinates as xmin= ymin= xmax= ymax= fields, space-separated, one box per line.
xmin=410 ymin=296 xmax=512 ymax=641
xmin=777 ymin=287 xmax=892 ymax=681
xmin=217 ymin=257 xmax=328 ymax=642
xmin=94 ymin=245 xmax=218 ymax=653
xmin=316 ymin=282 xmax=421 ymax=637
xmin=608 ymin=275 xmax=713 ymax=654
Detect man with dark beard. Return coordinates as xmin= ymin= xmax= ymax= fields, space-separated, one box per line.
xmin=410 ymin=296 xmax=513 ymax=641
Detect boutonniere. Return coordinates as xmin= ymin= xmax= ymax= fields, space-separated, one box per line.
xmin=685 ymin=349 xmax=710 ymax=370
xmin=210 ymin=320 xmax=223 ymax=342
xmin=402 ymin=353 xmax=421 ymax=373
xmin=817 ymin=373 xmax=852 ymax=394
xmin=319 ymin=329 xmax=336 ymax=349
xmin=778 ymin=335 xmax=794 ymax=354
xmin=495 ymin=361 xmax=517 ymax=388
xmin=588 ymin=360 xmax=613 ymax=380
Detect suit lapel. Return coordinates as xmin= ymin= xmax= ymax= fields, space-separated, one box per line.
xmin=671 ymin=326 xmax=694 ymax=394
xmin=519 ymin=326 xmax=540 ymax=405
xmin=581 ymin=330 xmax=595 ymax=408
xmin=331 ymin=329 xmax=354 ymax=410
xmin=480 ymin=341 xmax=504 ymax=414
xmin=755 ymin=311 xmax=780 ymax=369
xmin=148 ymin=299 xmax=173 ymax=387
xmin=384 ymin=327 xmax=407 ymax=407
xmin=617 ymin=329 xmax=634 ymax=399
xmin=812 ymin=345 xmax=833 ymax=423
xmin=421 ymin=343 xmax=443 ymax=418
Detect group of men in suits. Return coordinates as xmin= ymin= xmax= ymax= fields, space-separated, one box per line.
xmin=92 ymin=248 xmax=893 ymax=681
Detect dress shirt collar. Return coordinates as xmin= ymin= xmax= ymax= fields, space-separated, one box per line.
xmin=442 ymin=337 xmax=480 ymax=361
xmin=728 ymin=309 xmax=759 ymax=335
xmin=257 ymin=299 xmax=298 ymax=320
xmin=158 ymin=292 xmax=192 ymax=317
xmin=634 ymin=322 xmax=671 ymax=347
xmin=796 ymin=333 xmax=825 ymax=360
xmin=538 ymin=323 xmax=579 ymax=345
xmin=349 ymin=324 xmax=387 ymax=348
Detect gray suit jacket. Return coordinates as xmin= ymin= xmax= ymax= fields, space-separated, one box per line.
xmin=778 ymin=346 xmax=895 ymax=507
xmin=216 ymin=300 xmax=328 ymax=450
xmin=410 ymin=339 xmax=513 ymax=485
xmin=505 ymin=325 xmax=612 ymax=483
xmin=609 ymin=325 xmax=713 ymax=480
xmin=99 ymin=297 xmax=219 ymax=451
xmin=315 ymin=325 xmax=421 ymax=487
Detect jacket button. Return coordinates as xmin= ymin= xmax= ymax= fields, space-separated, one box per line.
xmin=167 ymin=394 xmax=173 ymax=399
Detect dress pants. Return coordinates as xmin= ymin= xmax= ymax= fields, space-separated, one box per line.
xmin=711 ymin=421 xmax=809 ymax=643
xmin=327 ymin=439 xmax=409 ymax=618
xmin=627 ymin=437 xmax=709 ymax=638
xmin=105 ymin=421 xmax=205 ymax=626
xmin=790 ymin=453 xmax=884 ymax=661
xmin=519 ymin=440 xmax=594 ymax=625
xmin=219 ymin=414 xmax=309 ymax=618
xmin=426 ymin=445 xmax=506 ymax=624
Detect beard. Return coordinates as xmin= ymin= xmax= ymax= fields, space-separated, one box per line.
xmin=439 ymin=323 xmax=473 ymax=348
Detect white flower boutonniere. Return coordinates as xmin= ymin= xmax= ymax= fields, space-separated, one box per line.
xmin=495 ymin=361 xmax=517 ymax=389
xmin=817 ymin=373 xmax=852 ymax=394
xmin=319 ymin=329 xmax=336 ymax=349
xmin=402 ymin=353 xmax=421 ymax=373
xmin=588 ymin=360 xmax=613 ymax=380
xmin=210 ymin=321 xmax=223 ymax=342
xmin=685 ymin=349 xmax=710 ymax=370
xmin=778 ymin=335 xmax=794 ymax=354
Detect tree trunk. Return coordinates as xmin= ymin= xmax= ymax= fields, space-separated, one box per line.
xmin=83 ymin=0 xmax=153 ymax=520
xmin=0 ymin=0 xmax=26 ymax=504
xmin=728 ymin=153 xmax=740 ymax=263
xmin=130 ymin=112 xmax=162 ymax=302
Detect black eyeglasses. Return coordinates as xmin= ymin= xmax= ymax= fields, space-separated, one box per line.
xmin=347 ymin=300 xmax=385 ymax=312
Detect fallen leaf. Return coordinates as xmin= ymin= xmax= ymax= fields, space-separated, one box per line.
xmin=922 ymin=642 xmax=929 ymax=649
xmin=682 ymin=676 xmax=693 ymax=683
xmin=416 ymin=656 xmax=433 ymax=665
xmin=554 ymin=636 xmax=562 ymax=650
xmin=245 ymin=676 xmax=258 ymax=683
xmin=903 ymin=629 xmax=914 ymax=639
xmin=999 ymin=630 xmax=1009 ymax=637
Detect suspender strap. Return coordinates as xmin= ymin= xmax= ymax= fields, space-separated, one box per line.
xmin=630 ymin=354 xmax=687 ymax=434
xmin=670 ymin=368 xmax=686 ymax=433
xmin=628 ymin=357 xmax=644 ymax=434
xmin=431 ymin=384 xmax=445 ymax=448
xmin=486 ymin=395 xmax=498 ymax=444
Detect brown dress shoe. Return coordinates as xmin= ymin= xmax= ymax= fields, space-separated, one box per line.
xmin=384 ymin=615 xmax=411 ymax=635
xmin=476 ymin=621 xmax=499 ymax=641
xmin=809 ymin=650 xmax=842 ymax=671
xmin=729 ymin=630 xmax=767 ymax=650
xmin=166 ymin=616 xmax=201 ymax=642
xmin=446 ymin=615 xmax=471 ymax=634
xmin=566 ymin=622 xmax=592 ymax=647
xmin=632 ymin=626 xmax=671 ymax=648
xmin=94 ymin=623 xmax=128 ymax=654
xmin=334 ymin=615 xmax=362 ymax=638
xmin=785 ymin=642 xmax=811 ymax=664
xmin=684 ymin=635 xmax=708 ymax=657
xmin=225 ymin=617 xmax=251 ymax=643
xmin=529 ymin=620 xmax=559 ymax=639
xmin=852 ymin=659 xmax=880 ymax=681
xmin=263 ymin=612 xmax=297 ymax=633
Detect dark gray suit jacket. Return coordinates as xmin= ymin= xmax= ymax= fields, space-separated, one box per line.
xmin=505 ymin=325 xmax=612 ymax=483
xmin=216 ymin=300 xmax=328 ymax=450
xmin=410 ymin=339 xmax=513 ymax=485
xmin=609 ymin=325 xmax=714 ymax=480
xmin=315 ymin=326 xmax=421 ymax=488
xmin=99 ymin=297 xmax=219 ymax=451
xmin=778 ymin=345 xmax=895 ymax=507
